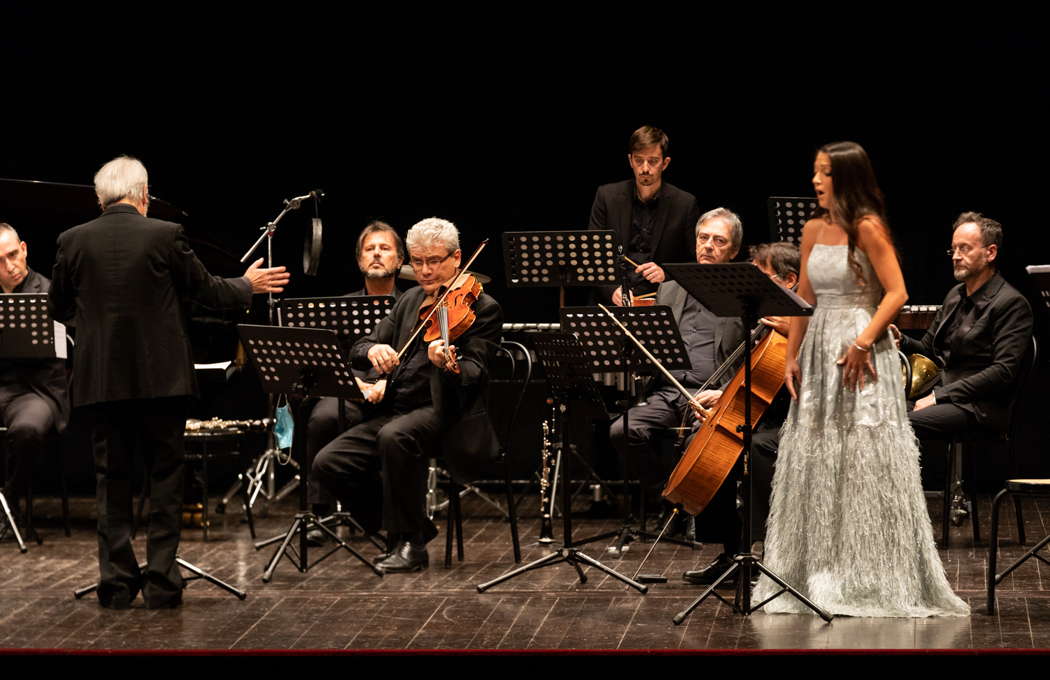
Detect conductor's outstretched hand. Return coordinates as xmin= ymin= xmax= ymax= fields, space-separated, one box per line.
xmin=244 ymin=258 xmax=290 ymax=294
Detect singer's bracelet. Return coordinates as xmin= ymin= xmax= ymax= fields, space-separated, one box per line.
xmin=853 ymin=342 xmax=871 ymax=353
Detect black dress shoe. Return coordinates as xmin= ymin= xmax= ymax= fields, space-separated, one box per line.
xmin=376 ymin=541 xmax=428 ymax=573
xmin=682 ymin=553 xmax=736 ymax=586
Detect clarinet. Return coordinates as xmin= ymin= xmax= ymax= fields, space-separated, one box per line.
xmin=538 ymin=401 xmax=556 ymax=544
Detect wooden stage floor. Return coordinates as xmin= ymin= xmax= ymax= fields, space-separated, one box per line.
xmin=1 ymin=494 xmax=1048 ymax=652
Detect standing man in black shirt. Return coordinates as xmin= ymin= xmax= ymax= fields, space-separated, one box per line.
xmin=312 ymin=217 xmax=502 ymax=573
xmin=896 ymin=212 xmax=1033 ymax=439
xmin=588 ymin=125 xmax=700 ymax=306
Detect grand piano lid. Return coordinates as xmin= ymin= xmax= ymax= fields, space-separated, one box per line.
xmin=0 ymin=177 xmax=187 ymax=223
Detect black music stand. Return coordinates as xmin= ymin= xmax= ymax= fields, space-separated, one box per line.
xmin=237 ymin=324 xmax=382 ymax=582
xmin=661 ymin=263 xmax=829 ymax=622
xmin=560 ymin=305 xmax=696 ymax=554
xmin=0 ymin=294 xmax=65 ymax=553
xmin=767 ymin=196 xmax=818 ymax=245
xmin=502 ymin=230 xmax=620 ymax=307
xmin=476 ymin=332 xmax=648 ymax=594
xmin=269 ymin=294 xmax=395 ymax=550
xmin=220 ymin=295 xmax=397 ymax=514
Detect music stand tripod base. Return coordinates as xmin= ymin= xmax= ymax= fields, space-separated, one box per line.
xmin=238 ymin=324 xmax=382 ymax=581
xmin=475 ymin=332 xmax=647 ymax=595
xmin=73 ymin=556 xmax=248 ymax=601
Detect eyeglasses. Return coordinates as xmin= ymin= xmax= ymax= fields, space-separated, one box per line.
xmin=946 ymin=244 xmax=984 ymax=257
xmin=409 ymin=252 xmax=455 ymax=270
xmin=697 ymin=233 xmax=731 ymax=248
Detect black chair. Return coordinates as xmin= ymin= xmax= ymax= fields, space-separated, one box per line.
xmin=940 ymin=336 xmax=1037 ymax=548
xmin=437 ymin=338 xmax=526 ymax=568
xmin=0 ymin=426 xmax=72 ymax=546
xmin=986 ymin=478 xmax=1050 ymax=614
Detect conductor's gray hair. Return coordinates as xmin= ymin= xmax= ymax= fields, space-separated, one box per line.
xmin=406 ymin=217 xmax=460 ymax=254
xmin=94 ymin=156 xmax=149 ymax=208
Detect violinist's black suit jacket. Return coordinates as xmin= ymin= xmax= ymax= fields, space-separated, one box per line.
xmin=901 ymin=273 xmax=1033 ymax=433
xmin=350 ymin=286 xmax=502 ymax=480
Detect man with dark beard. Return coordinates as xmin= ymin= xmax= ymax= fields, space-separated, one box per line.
xmin=304 ymin=221 xmax=404 ymax=541
xmin=896 ymin=212 xmax=1033 ymax=440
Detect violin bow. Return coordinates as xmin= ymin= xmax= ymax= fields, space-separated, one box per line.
xmin=597 ymin=304 xmax=709 ymax=418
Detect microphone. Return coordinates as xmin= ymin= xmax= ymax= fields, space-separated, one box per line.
xmin=309 ymin=189 xmax=325 ymax=201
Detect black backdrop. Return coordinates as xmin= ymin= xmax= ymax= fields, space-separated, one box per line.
xmin=3 ymin=17 xmax=1048 ymax=483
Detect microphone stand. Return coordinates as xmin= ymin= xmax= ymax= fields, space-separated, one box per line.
xmin=226 ymin=193 xmax=320 ymax=513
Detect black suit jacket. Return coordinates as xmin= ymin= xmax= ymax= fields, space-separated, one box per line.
xmin=0 ymin=269 xmax=70 ymax=431
xmin=901 ymin=273 xmax=1033 ymax=431
xmin=588 ymin=180 xmax=700 ymax=302
xmin=350 ymin=286 xmax=503 ymax=480
xmin=49 ymin=204 xmax=253 ymax=407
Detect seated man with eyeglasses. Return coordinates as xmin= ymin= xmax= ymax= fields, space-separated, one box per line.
xmin=311 ymin=217 xmax=502 ymax=573
xmin=893 ymin=212 xmax=1033 ymax=440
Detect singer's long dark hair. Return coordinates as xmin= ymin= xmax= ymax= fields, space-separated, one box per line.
xmin=814 ymin=141 xmax=891 ymax=285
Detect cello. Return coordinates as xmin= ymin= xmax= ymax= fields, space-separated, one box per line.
xmin=597 ymin=305 xmax=787 ymax=516
xmin=661 ymin=326 xmax=787 ymax=515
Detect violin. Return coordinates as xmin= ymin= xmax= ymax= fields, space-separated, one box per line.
xmin=391 ymin=239 xmax=489 ymax=375
xmin=418 ymin=271 xmax=484 ymax=374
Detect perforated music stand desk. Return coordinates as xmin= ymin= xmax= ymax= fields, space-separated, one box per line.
xmin=274 ymin=295 xmax=394 ymax=550
xmin=279 ymin=295 xmax=395 ymax=347
xmin=237 ymin=323 xmax=382 ymax=582
xmin=503 ymin=230 xmax=620 ymax=306
xmin=476 ymin=332 xmax=648 ymax=595
xmin=560 ymin=305 xmax=691 ymax=376
xmin=0 ymin=294 xmax=65 ymax=553
xmin=662 ymin=263 xmax=827 ymax=622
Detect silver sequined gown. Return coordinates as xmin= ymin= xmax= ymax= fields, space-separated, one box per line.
xmin=752 ymin=244 xmax=969 ymax=617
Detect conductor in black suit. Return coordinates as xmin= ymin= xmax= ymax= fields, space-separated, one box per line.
xmin=894 ymin=212 xmax=1033 ymax=439
xmin=313 ymin=217 xmax=502 ymax=573
xmin=588 ymin=125 xmax=700 ymax=306
xmin=49 ymin=156 xmax=289 ymax=609
xmin=0 ymin=224 xmax=69 ymax=509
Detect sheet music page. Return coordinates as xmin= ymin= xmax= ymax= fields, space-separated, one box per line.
xmin=53 ymin=321 xmax=67 ymax=359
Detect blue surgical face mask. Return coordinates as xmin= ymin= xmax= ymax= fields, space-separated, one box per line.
xmin=274 ymin=403 xmax=294 ymax=450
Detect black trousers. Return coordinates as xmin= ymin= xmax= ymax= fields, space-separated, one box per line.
xmin=312 ymin=406 xmax=441 ymax=541
xmin=0 ymin=391 xmax=54 ymax=500
xmin=80 ymin=397 xmax=187 ymax=607
xmin=609 ymin=386 xmax=690 ymax=487
xmin=908 ymin=402 xmax=987 ymax=441
xmin=304 ymin=396 xmax=365 ymax=506
xmin=700 ymin=422 xmax=778 ymax=555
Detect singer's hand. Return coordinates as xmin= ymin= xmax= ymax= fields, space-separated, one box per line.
xmin=785 ymin=358 xmax=802 ymax=401
xmin=243 ymin=258 xmax=290 ymax=294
